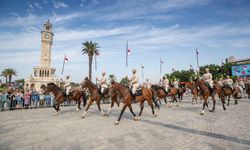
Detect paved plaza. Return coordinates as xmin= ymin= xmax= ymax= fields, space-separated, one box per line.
xmin=0 ymin=96 xmax=250 ymax=150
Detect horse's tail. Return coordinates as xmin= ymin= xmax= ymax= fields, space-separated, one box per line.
xmin=151 ymin=89 xmax=160 ymax=110
xmin=81 ymin=91 xmax=87 ymax=107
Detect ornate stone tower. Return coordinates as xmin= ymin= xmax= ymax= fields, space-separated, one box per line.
xmin=25 ymin=20 xmax=59 ymax=91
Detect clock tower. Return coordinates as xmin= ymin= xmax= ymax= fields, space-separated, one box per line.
xmin=40 ymin=20 xmax=54 ymax=67
xmin=25 ymin=20 xmax=59 ymax=91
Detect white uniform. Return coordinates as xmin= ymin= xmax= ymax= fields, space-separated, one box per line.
xmin=173 ymin=80 xmax=179 ymax=89
xmin=217 ymin=80 xmax=223 ymax=86
xmin=163 ymin=78 xmax=169 ymax=91
xmin=239 ymin=80 xmax=245 ymax=89
xmin=202 ymin=73 xmax=213 ymax=88
xmin=64 ymin=78 xmax=71 ymax=96
xmin=146 ymin=80 xmax=151 ymax=89
xmin=98 ymin=75 xmax=108 ymax=94
xmin=130 ymin=73 xmax=139 ymax=94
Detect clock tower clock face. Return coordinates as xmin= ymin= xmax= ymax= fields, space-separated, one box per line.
xmin=45 ymin=34 xmax=49 ymax=39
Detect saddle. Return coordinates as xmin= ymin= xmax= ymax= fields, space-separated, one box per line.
xmin=204 ymin=82 xmax=214 ymax=96
xmin=135 ymin=87 xmax=143 ymax=96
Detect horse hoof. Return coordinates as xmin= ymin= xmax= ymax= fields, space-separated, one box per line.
xmin=134 ymin=116 xmax=139 ymax=121
xmin=200 ymin=110 xmax=205 ymax=115
xmin=154 ymin=114 xmax=157 ymax=117
xmin=176 ymin=104 xmax=179 ymax=107
xmin=114 ymin=121 xmax=119 ymax=125
xmin=81 ymin=116 xmax=85 ymax=119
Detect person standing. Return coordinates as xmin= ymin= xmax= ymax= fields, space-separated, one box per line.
xmin=23 ymin=90 xmax=31 ymax=109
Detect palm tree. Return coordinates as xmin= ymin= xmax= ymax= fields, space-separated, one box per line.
xmin=1 ymin=70 xmax=8 ymax=85
xmin=81 ymin=41 xmax=100 ymax=81
xmin=1 ymin=68 xmax=17 ymax=86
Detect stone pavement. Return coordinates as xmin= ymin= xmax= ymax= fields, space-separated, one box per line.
xmin=0 ymin=96 xmax=250 ymax=150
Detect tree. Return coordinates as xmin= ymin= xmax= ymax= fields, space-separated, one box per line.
xmin=1 ymin=70 xmax=8 ymax=85
xmin=1 ymin=68 xmax=17 ymax=86
xmin=82 ymin=41 xmax=100 ymax=81
xmin=120 ymin=76 xmax=129 ymax=85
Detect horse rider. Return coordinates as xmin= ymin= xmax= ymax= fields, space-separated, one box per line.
xmin=96 ymin=72 xmax=108 ymax=95
xmin=146 ymin=79 xmax=152 ymax=89
xmin=129 ymin=69 xmax=139 ymax=100
xmin=201 ymin=68 xmax=214 ymax=94
xmin=239 ymin=78 xmax=245 ymax=91
xmin=158 ymin=79 xmax=163 ymax=86
xmin=64 ymin=75 xmax=72 ymax=97
xmin=217 ymin=77 xmax=224 ymax=86
xmin=163 ymin=76 xmax=169 ymax=92
xmin=172 ymin=78 xmax=179 ymax=89
xmin=223 ymin=75 xmax=234 ymax=91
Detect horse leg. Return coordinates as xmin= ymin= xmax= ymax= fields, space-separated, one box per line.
xmin=164 ymin=97 xmax=167 ymax=104
xmin=137 ymin=101 xmax=145 ymax=120
xmin=75 ymin=100 xmax=81 ymax=112
xmin=81 ymin=98 xmax=93 ymax=119
xmin=128 ymin=104 xmax=138 ymax=121
xmin=221 ymin=96 xmax=226 ymax=110
xmin=200 ymin=99 xmax=206 ymax=115
xmin=107 ymin=98 xmax=115 ymax=115
xmin=227 ymin=96 xmax=230 ymax=106
xmin=211 ymin=96 xmax=216 ymax=112
xmin=97 ymin=100 xmax=106 ymax=116
xmin=115 ymin=104 xmax=127 ymax=125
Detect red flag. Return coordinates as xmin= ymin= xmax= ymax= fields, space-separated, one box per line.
xmin=127 ymin=48 xmax=131 ymax=55
xmin=160 ymin=59 xmax=164 ymax=64
xmin=64 ymin=55 xmax=69 ymax=61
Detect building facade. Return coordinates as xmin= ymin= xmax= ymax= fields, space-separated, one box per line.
xmin=25 ymin=20 xmax=59 ymax=91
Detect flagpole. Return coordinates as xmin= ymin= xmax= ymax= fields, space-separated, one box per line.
xmin=141 ymin=64 xmax=144 ymax=79
xmin=160 ymin=59 xmax=162 ymax=74
xmin=126 ymin=41 xmax=128 ymax=77
xmin=196 ymin=48 xmax=199 ymax=74
xmin=61 ymin=53 xmax=66 ymax=75
xmin=95 ymin=54 xmax=97 ymax=84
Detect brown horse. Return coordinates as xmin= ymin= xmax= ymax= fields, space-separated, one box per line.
xmin=168 ymin=87 xmax=178 ymax=102
xmin=151 ymin=85 xmax=168 ymax=105
xmin=213 ymin=84 xmax=226 ymax=110
xmin=108 ymin=80 xmax=159 ymax=125
xmin=101 ymin=86 xmax=120 ymax=115
xmin=246 ymin=82 xmax=250 ymax=99
xmin=221 ymin=84 xmax=240 ymax=106
xmin=41 ymin=83 xmax=87 ymax=115
xmin=81 ymin=77 xmax=106 ymax=118
xmin=186 ymin=82 xmax=200 ymax=104
xmin=194 ymin=79 xmax=216 ymax=115
xmin=177 ymin=85 xmax=186 ymax=100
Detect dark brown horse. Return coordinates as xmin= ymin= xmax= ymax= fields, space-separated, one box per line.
xmin=101 ymin=86 xmax=120 ymax=115
xmin=41 ymin=83 xmax=87 ymax=115
xmin=186 ymin=82 xmax=200 ymax=104
xmin=81 ymin=77 xmax=106 ymax=118
xmin=151 ymin=85 xmax=168 ymax=105
xmin=168 ymin=87 xmax=178 ymax=102
xmin=213 ymin=83 xmax=226 ymax=110
xmin=108 ymin=80 xmax=159 ymax=125
xmin=245 ymin=82 xmax=250 ymax=99
xmin=194 ymin=79 xmax=216 ymax=115
xmin=221 ymin=84 xmax=240 ymax=106
xmin=177 ymin=85 xmax=186 ymax=100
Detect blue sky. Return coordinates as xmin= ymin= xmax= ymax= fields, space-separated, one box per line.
xmin=0 ymin=0 xmax=250 ymax=83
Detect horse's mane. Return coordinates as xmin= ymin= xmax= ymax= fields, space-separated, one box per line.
xmin=47 ymin=82 xmax=61 ymax=90
xmin=114 ymin=82 xmax=129 ymax=89
xmin=85 ymin=78 xmax=98 ymax=89
xmin=151 ymin=85 xmax=163 ymax=90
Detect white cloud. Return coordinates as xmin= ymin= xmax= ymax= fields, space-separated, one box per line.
xmin=34 ymin=3 xmax=42 ymax=9
xmin=52 ymin=1 xmax=68 ymax=9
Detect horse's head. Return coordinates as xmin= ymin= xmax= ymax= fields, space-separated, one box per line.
xmin=81 ymin=77 xmax=90 ymax=88
xmin=108 ymin=80 xmax=118 ymax=97
xmin=40 ymin=84 xmax=49 ymax=94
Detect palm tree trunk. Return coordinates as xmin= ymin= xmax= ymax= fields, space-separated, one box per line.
xmin=9 ymin=75 xmax=12 ymax=87
xmin=89 ymin=55 xmax=93 ymax=81
xmin=5 ymin=76 xmax=7 ymax=85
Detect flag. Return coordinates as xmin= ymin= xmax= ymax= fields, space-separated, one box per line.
xmin=127 ymin=48 xmax=131 ymax=55
xmin=160 ymin=59 xmax=164 ymax=64
xmin=64 ymin=55 xmax=69 ymax=61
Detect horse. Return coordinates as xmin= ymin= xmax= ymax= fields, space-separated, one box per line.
xmin=100 ymin=85 xmax=120 ymax=115
xmin=108 ymin=80 xmax=159 ymax=125
xmin=168 ymin=86 xmax=179 ymax=103
xmin=246 ymin=82 xmax=250 ymax=99
xmin=151 ymin=85 xmax=168 ymax=105
xmin=40 ymin=83 xmax=87 ymax=115
xmin=213 ymin=83 xmax=226 ymax=110
xmin=186 ymin=82 xmax=200 ymax=104
xmin=221 ymin=84 xmax=240 ymax=106
xmin=194 ymin=79 xmax=216 ymax=115
xmin=80 ymin=77 xmax=106 ymax=118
